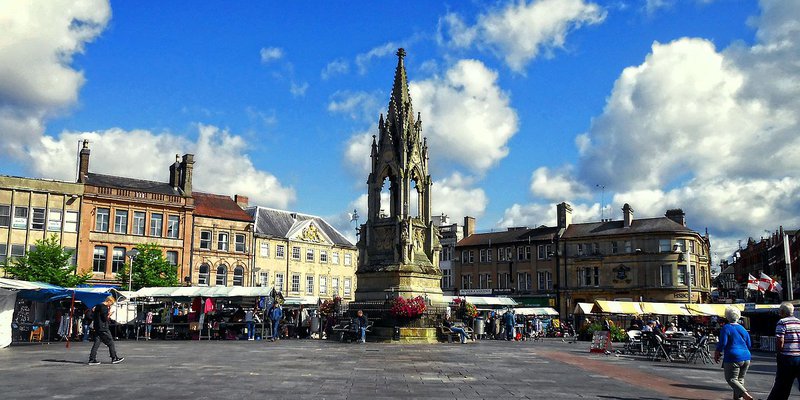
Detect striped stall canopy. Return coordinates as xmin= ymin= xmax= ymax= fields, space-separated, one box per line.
xmin=686 ymin=303 xmax=744 ymax=317
xmin=514 ymin=307 xmax=559 ymax=316
xmin=639 ymin=302 xmax=692 ymax=316
xmin=591 ymin=300 xmax=644 ymax=315
xmin=573 ymin=302 xmax=595 ymax=315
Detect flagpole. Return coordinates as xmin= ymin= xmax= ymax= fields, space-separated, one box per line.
xmin=785 ymin=233 xmax=794 ymax=301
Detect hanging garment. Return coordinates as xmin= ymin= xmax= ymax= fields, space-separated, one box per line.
xmin=204 ymin=298 xmax=215 ymax=314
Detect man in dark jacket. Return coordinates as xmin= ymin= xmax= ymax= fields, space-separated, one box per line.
xmin=268 ymin=301 xmax=283 ymax=342
xmin=354 ymin=310 xmax=369 ymax=343
xmin=88 ymin=296 xmax=124 ymax=365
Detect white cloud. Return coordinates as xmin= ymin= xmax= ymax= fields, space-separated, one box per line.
xmin=498 ymin=202 xmax=600 ymax=228
xmin=530 ymin=166 xmax=590 ymax=202
xmin=0 ymin=0 xmax=111 ymax=157
xmin=355 ymin=42 xmax=399 ymax=74
xmin=441 ymin=0 xmax=606 ymax=72
xmin=343 ymin=131 xmax=373 ymax=177
xmin=431 ymin=173 xmax=488 ymax=223
xmin=321 ymin=59 xmax=349 ymax=80
xmin=328 ymin=91 xmax=383 ymax=123
xmin=410 ymin=59 xmax=518 ymax=174
xmin=259 ymin=47 xmax=284 ymax=63
xmin=289 ymin=81 xmax=309 ymax=97
xmin=33 ymin=125 xmax=296 ymax=209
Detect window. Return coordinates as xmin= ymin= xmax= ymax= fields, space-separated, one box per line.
xmin=538 ymin=245 xmax=546 ymax=260
xmin=577 ymin=244 xmax=584 ymax=256
xmin=200 ymin=231 xmax=212 ymax=249
xmin=344 ymin=253 xmax=352 ymax=266
xmin=441 ymin=246 xmax=451 ymax=261
xmin=217 ymin=232 xmax=229 ymax=251
xmin=611 ymin=241 xmax=619 ymax=254
xmin=92 ymin=246 xmax=107 ymax=273
xmin=467 ymin=250 xmax=474 ymax=263
xmin=592 ymin=242 xmax=600 ymax=255
xmin=166 ymin=251 xmax=178 ymax=267
xmin=111 ymin=247 xmax=125 ymax=274
xmin=331 ymin=252 xmax=339 ymax=264
xmin=259 ymin=242 xmax=270 ymax=257
xmin=331 ymin=277 xmax=339 ymax=295
xmin=233 ymin=266 xmax=244 ymax=286
xmin=487 ymin=248 xmax=492 ymax=262
xmin=113 ymin=210 xmax=128 ymax=234
xmin=276 ymin=245 xmax=285 ymax=259
xmin=132 ymin=211 xmax=145 ymax=235
xmin=167 ymin=215 xmax=180 ymax=239
xmin=537 ymin=271 xmax=553 ymax=291
xmin=525 ymin=246 xmax=532 ymax=260
xmin=479 ymin=273 xmax=490 ymax=289
xmin=275 ymin=273 xmax=284 ymax=292
xmin=676 ymin=239 xmax=686 ymax=253
xmin=95 ymin=207 xmax=109 ymax=232
xmin=677 ymin=265 xmax=686 ymax=286
xmin=479 ymin=249 xmax=486 ymax=263
xmin=625 ymin=241 xmax=632 ymax=253
xmin=29 ymin=208 xmax=45 ymax=230
xmin=291 ymin=246 xmax=301 ymax=260
xmin=691 ymin=265 xmax=697 ymax=286
xmin=344 ymin=278 xmax=352 ymax=296
xmin=700 ymin=266 xmax=707 ymax=288
xmin=0 ymin=244 xmax=6 ymax=263
xmin=259 ymin=272 xmax=268 ymax=287
xmin=234 ymin=234 xmax=246 ymax=252
xmin=580 ymin=267 xmax=599 ymax=287
xmin=660 ymin=265 xmax=673 ymax=286
xmin=658 ymin=239 xmax=671 ymax=253
xmin=462 ymin=250 xmax=468 ymax=262
xmin=216 ymin=265 xmax=228 ymax=286
xmin=305 ymin=248 xmax=314 ymax=262
xmin=64 ymin=247 xmax=77 ymax=267
xmin=10 ymin=244 xmax=25 ymax=259
xmin=688 ymin=240 xmax=695 ymax=254
xmin=441 ymin=269 xmax=452 ymax=289
xmin=497 ymin=273 xmax=510 ymax=289
xmin=198 ymin=264 xmax=210 ymax=285
xmin=506 ymin=247 xmax=512 ymax=260
xmin=319 ymin=276 xmax=327 ymax=294
xmin=12 ymin=207 xmax=28 ymax=229
xmin=498 ymin=248 xmax=505 ymax=261
xmin=320 ymin=250 xmax=328 ymax=263
xmin=0 ymin=205 xmax=9 ymax=227
xmin=150 ymin=213 xmax=163 ymax=237
xmin=47 ymin=209 xmax=62 ymax=231
xmin=306 ymin=275 xmax=315 ymax=294
xmin=461 ymin=274 xmax=473 ymax=289
xmin=292 ymin=274 xmax=300 ymax=293
xmin=517 ymin=246 xmax=525 ymax=261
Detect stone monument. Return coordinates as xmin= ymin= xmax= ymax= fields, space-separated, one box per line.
xmin=355 ymin=48 xmax=444 ymax=309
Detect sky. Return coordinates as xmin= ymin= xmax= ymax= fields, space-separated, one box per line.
xmin=1 ymin=0 xmax=798 ymax=268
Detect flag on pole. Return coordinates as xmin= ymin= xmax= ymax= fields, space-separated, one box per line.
xmin=747 ymin=274 xmax=759 ymax=291
xmin=759 ymin=272 xmax=774 ymax=292
xmin=772 ymin=280 xmax=783 ymax=293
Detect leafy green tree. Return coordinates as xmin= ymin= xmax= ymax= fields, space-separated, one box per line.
xmin=3 ymin=235 xmax=90 ymax=287
xmin=116 ymin=243 xmax=180 ymax=290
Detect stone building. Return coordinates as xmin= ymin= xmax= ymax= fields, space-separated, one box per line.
xmin=559 ymin=203 xmax=712 ymax=315
xmin=247 ymin=206 xmax=357 ymax=301
xmin=190 ymin=193 xmax=253 ymax=287
xmin=0 ymin=176 xmax=83 ymax=274
xmin=453 ymin=220 xmax=559 ymax=307
xmin=433 ymin=214 xmax=465 ymax=295
xmin=729 ymin=227 xmax=799 ymax=301
xmin=76 ymin=141 xmax=195 ymax=285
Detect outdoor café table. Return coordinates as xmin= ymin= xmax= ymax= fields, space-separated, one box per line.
xmin=665 ymin=335 xmax=696 ymax=359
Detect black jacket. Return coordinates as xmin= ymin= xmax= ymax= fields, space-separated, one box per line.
xmin=93 ymin=304 xmax=111 ymax=332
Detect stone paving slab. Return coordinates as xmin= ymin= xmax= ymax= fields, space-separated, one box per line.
xmin=0 ymin=338 xmax=786 ymax=399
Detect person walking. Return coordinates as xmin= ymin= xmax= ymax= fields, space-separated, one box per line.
xmin=268 ymin=301 xmax=283 ymax=342
xmin=88 ymin=296 xmax=123 ymax=365
xmin=714 ymin=306 xmax=753 ymax=400
xmin=503 ymin=309 xmax=516 ymax=341
xmin=144 ymin=310 xmax=153 ymax=340
xmin=245 ymin=308 xmax=256 ymax=341
xmin=766 ymin=302 xmax=800 ymax=400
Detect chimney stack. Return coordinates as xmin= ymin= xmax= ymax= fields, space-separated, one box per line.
xmin=169 ymin=154 xmax=181 ymax=188
xmin=179 ymin=154 xmax=194 ymax=196
xmin=77 ymin=139 xmax=91 ymax=183
xmin=557 ymin=202 xmax=573 ymax=230
xmin=665 ymin=209 xmax=686 ymax=226
xmin=623 ymin=203 xmax=634 ymax=228
xmin=463 ymin=216 xmax=475 ymax=237
xmin=234 ymin=194 xmax=249 ymax=209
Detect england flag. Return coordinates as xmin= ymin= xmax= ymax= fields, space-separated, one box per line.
xmin=758 ymin=272 xmax=774 ymax=293
xmin=747 ymin=274 xmax=759 ymax=291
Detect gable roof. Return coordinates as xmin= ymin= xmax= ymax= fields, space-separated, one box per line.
xmin=457 ymin=226 xmax=559 ymax=247
xmin=193 ymin=192 xmax=252 ymax=222
xmin=83 ymin=172 xmax=183 ymax=196
xmin=246 ymin=206 xmax=355 ymax=248
xmin=562 ymin=217 xmax=694 ymax=239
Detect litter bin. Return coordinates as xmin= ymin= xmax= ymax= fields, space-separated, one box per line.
xmin=473 ymin=317 xmax=485 ymax=339
xmin=311 ymin=315 xmax=320 ymax=333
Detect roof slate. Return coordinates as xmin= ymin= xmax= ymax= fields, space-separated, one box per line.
xmin=457 ymin=226 xmax=559 ymax=247
xmin=562 ymin=217 xmax=693 ymax=239
xmin=247 ymin=206 xmax=355 ymax=248
xmin=84 ymin=173 xmax=183 ymax=196
xmin=193 ymin=192 xmax=252 ymax=222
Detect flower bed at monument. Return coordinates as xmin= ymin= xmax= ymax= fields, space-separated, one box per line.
xmin=389 ymin=296 xmax=427 ymax=319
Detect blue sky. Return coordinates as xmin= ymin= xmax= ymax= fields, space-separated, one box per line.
xmin=2 ymin=0 xmax=798 ymax=265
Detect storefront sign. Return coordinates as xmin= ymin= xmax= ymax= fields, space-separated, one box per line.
xmin=493 ymin=288 xmax=513 ymax=295
xmin=459 ymin=288 xmax=492 ymax=295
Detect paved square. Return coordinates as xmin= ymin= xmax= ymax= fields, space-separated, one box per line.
xmin=0 ymin=339 xmax=783 ymax=399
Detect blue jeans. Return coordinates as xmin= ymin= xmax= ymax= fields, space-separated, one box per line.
xmin=82 ymin=325 xmax=91 ymax=342
xmin=271 ymin=320 xmax=280 ymax=340
xmin=246 ymin=321 xmax=255 ymax=339
xmin=359 ymin=327 xmax=366 ymax=342
xmin=451 ymin=327 xmax=467 ymax=342
xmin=506 ymin=325 xmax=515 ymax=340
xmin=767 ymin=354 xmax=800 ymax=400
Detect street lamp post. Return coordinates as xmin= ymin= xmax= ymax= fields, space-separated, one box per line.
xmin=126 ymin=248 xmax=140 ymax=291
xmin=675 ymin=243 xmax=692 ymax=304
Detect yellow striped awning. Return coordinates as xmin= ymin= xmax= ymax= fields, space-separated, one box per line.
xmin=591 ymin=300 xmax=644 ymax=315
xmin=574 ymin=302 xmax=595 ymax=315
xmin=685 ymin=303 xmax=744 ymax=317
xmin=639 ymin=302 xmax=692 ymax=316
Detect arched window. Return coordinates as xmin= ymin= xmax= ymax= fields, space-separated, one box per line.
xmin=216 ymin=264 xmax=227 ymax=286
xmin=233 ymin=266 xmax=244 ymax=286
xmin=198 ymin=263 xmax=210 ymax=286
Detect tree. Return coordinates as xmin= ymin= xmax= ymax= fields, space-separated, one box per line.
xmin=3 ymin=235 xmax=90 ymax=287
xmin=117 ymin=243 xmax=180 ymax=290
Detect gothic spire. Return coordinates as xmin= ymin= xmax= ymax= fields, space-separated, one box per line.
xmin=387 ymin=48 xmax=412 ymax=125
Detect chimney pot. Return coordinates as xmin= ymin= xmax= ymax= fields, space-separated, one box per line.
xmin=463 ymin=216 xmax=475 ymax=237
xmin=77 ymin=139 xmax=91 ymax=183
xmin=623 ymin=203 xmax=634 ymax=228
xmin=234 ymin=195 xmax=249 ymax=209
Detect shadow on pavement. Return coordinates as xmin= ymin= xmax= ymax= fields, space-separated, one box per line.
xmin=598 ymin=396 xmax=663 ymax=400
xmin=671 ymin=383 xmax=723 ymax=391
xmin=42 ymin=359 xmax=88 ymax=365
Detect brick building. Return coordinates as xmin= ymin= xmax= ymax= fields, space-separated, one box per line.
xmin=190 ymin=193 xmax=253 ymax=286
